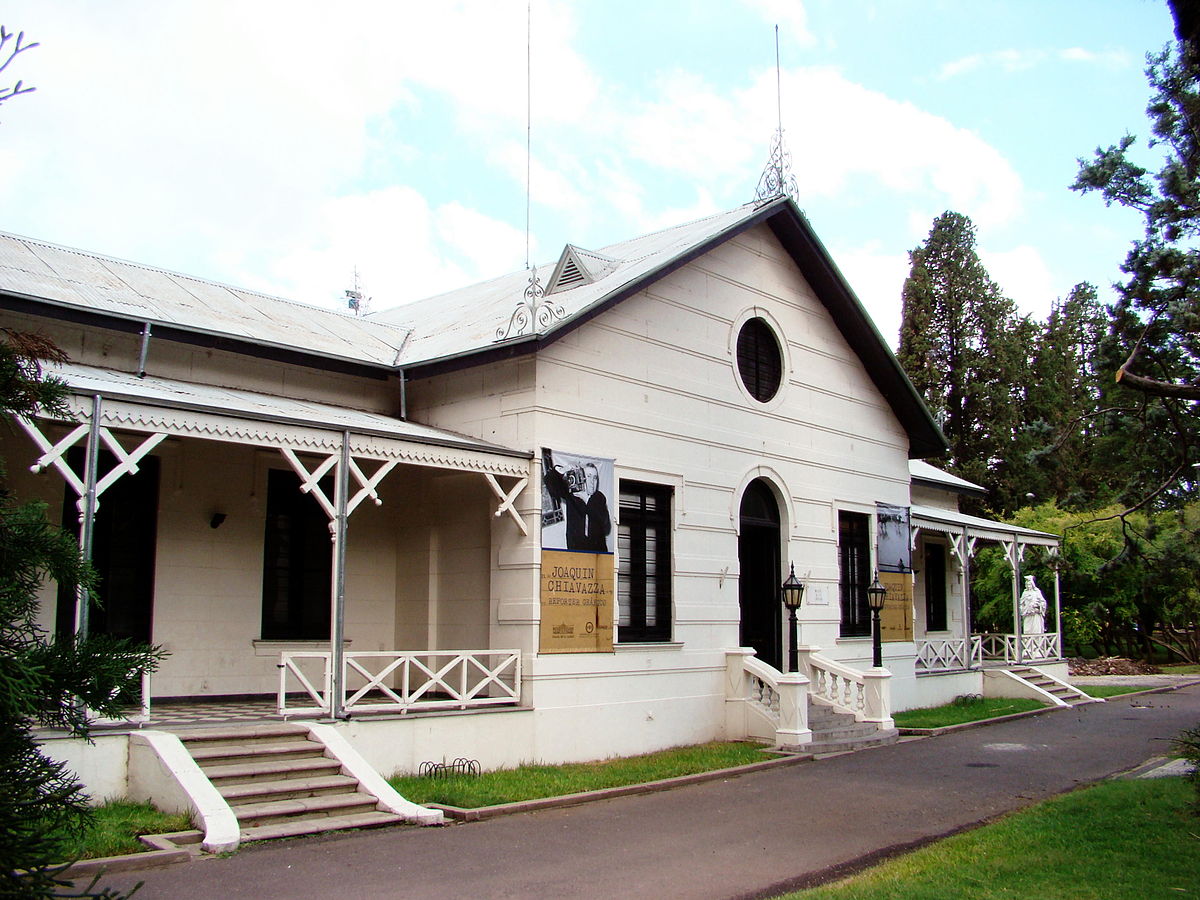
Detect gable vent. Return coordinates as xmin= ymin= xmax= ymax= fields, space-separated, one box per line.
xmin=546 ymin=244 xmax=619 ymax=295
xmin=555 ymin=257 xmax=587 ymax=290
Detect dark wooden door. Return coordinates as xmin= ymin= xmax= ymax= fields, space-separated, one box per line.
xmin=738 ymin=481 xmax=781 ymax=669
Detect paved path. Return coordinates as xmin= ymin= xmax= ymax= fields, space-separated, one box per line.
xmin=98 ymin=685 xmax=1200 ymax=899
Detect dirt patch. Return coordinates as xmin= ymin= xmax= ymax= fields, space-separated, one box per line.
xmin=1068 ymin=656 xmax=1161 ymax=676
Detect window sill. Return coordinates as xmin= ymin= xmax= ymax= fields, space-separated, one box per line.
xmin=253 ymin=639 xmax=351 ymax=657
xmin=615 ymin=641 xmax=684 ymax=651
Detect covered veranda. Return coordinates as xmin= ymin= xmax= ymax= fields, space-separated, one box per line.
xmin=910 ymin=505 xmax=1062 ymax=674
xmin=13 ymin=362 xmax=534 ymax=725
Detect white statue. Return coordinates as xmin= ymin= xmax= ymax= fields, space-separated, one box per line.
xmin=1019 ymin=575 xmax=1047 ymax=635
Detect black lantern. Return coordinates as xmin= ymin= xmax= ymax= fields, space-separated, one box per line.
xmin=867 ymin=571 xmax=887 ymax=668
xmin=781 ymin=563 xmax=805 ymax=674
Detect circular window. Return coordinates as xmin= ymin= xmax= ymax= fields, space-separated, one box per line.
xmin=736 ymin=318 xmax=783 ymax=403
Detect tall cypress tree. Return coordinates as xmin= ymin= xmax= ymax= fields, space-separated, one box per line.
xmin=1020 ymin=282 xmax=1109 ymax=508
xmin=899 ymin=212 xmax=1027 ymax=512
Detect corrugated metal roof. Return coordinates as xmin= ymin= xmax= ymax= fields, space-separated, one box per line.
xmin=911 ymin=504 xmax=1059 ymax=544
xmin=909 ymin=460 xmax=986 ymax=494
xmin=0 ymin=232 xmax=413 ymax=368
xmin=371 ymin=202 xmax=769 ymax=365
xmin=47 ymin=361 xmax=528 ymax=459
xmin=0 ymin=202 xmax=945 ymax=458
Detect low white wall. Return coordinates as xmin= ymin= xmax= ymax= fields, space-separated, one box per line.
xmin=38 ymin=732 xmax=129 ymax=804
xmin=344 ymin=649 xmax=730 ymax=776
xmin=906 ymin=671 xmax=985 ymax=709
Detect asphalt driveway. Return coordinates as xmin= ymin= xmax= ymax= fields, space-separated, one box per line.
xmin=96 ymin=684 xmax=1200 ymax=900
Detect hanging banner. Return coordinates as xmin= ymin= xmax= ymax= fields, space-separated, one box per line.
xmin=878 ymin=571 xmax=914 ymax=642
xmin=539 ymin=448 xmax=615 ymax=653
xmin=876 ymin=503 xmax=912 ymax=574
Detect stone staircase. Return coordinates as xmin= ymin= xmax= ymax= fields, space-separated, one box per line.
xmin=1006 ymin=665 xmax=1098 ymax=706
xmin=806 ymin=701 xmax=899 ymax=755
xmin=174 ymin=722 xmax=404 ymax=843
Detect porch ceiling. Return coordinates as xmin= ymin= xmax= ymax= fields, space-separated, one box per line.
xmin=36 ymin=362 xmax=531 ymax=477
xmin=910 ymin=504 xmax=1059 ymax=548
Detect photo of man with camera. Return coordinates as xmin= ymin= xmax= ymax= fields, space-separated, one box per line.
xmin=541 ymin=448 xmax=612 ymax=554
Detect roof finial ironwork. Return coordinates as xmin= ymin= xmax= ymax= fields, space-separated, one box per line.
xmin=754 ymin=25 xmax=798 ymax=205
xmin=497 ymin=1 xmax=564 ymax=342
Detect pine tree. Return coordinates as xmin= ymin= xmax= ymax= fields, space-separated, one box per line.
xmin=1073 ymin=13 xmax=1200 ymax=507
xmin=898 ymin=212 xmax=1029 ymax=513
xmin=0 ymin=330 xmax=161 ymax=899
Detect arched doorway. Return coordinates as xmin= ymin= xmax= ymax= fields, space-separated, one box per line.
xmin=739 ymin=479 xmax=782 ymax=669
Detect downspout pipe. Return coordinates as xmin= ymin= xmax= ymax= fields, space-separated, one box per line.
xmin=137 ymin=322 xmax=153 ymax=378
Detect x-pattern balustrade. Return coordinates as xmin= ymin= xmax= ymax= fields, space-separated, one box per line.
xmin=915 ymin=636 xmax=982 ymax=673
xmin=278 ymin=649 xmax=521 ymax=717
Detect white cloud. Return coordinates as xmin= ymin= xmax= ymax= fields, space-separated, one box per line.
xmin=435 ymin=202 xmax=529 ymax=279
xmin=242 ymin=186 xmax=472 ymax=313
xmin=832 ymin=243 xmax=912 ymax=349
xmin=1059 ymin=47 xmax=1130 ymax=68
xmin=780 ymin=68 xmax=1024 ymax=229
xmin=979 ymin=244 xmax=1058 ymax=322
xmin=939 ymin=46 xmax=1132 ymax=80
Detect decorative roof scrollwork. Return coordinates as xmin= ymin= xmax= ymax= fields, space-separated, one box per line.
xmin=494 ymin=265 xmax=567 ymax=341
xmin=754 ymin=128 xmax=799 ymax=205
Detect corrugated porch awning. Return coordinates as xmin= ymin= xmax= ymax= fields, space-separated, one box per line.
xmin=33 ymin=362 xmax=530 ymax=478
xmin=911 ymin=504 xmax=1059 ymax=548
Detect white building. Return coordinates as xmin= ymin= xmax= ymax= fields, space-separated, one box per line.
xmin=1 ymin=197 xmax=1071 ymax=847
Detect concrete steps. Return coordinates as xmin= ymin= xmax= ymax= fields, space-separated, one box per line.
xmin=1006 ymin=665 xmax=1098 ymax=706
xmin=173 ymin=723 xmax=403 ymax=843
xmin=806 ymin=702 xmax=898 ymax=755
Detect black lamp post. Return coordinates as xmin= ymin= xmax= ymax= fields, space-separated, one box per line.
xmin=867 ymin=571 xmax=887 ymax=668
xmin=781 ymin=563 xmax=805 ymax=673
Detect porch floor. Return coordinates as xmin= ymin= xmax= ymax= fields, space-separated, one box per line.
xmin=34 ymin=699 xmax=290 ymax=738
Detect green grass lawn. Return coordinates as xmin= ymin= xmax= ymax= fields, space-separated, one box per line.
xmin=892 ymin=695 xmax=1045 ymax=729
xmin=1162 ymin=663 xmax=1200 ymax=675
xmin=778 ymin=778 xmax=1200 ymax=900
xmin=1080 ymin=684 xmax=1151 ymax=699
xmin=388 ymin=740 xmax=769 ymax=808
xmin=50 ymin=800 xmax=192 ymax=861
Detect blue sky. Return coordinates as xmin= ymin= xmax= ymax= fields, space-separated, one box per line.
xmin=0 ymin=1 xmax=1177 ymax=346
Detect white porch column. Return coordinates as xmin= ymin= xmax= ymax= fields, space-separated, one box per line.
xmin=1005 ymin=540 xmax=1023 ymax=664
xmin=329 ymin=432 xmax=351 ymax=720
xmin=1053 ymin=559 xmax=1063 ymax=659
xmin=76 ymin=395 xmax=102 ymax=638
xmin=18 ymin=396 xmax=167 ymax=640
xmin=961 ymin=525 xmax=971 ymax=649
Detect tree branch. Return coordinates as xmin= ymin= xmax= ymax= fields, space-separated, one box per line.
xmin=0 ymin=26 xmax=38 ymax=107
xmin=1114 ymin=363 xmax=1200 ymax=399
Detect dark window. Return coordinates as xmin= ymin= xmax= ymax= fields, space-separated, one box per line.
xmin=56 ymin=449 xmax=160 ymax=644
xmin=736 ymin=317 xmax=783 ymax=403
xmin=261 ymin=469 xmax=332 ymax=640
xmin=839 ymin=511 xmax=871 ymax=637
xmin=617 ymin=482 xmax=672 ymax=642
xmin=925 ymin=543 xmax=948 ymax=631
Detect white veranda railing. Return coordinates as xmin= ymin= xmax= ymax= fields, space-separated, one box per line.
xmin=278 ymin=649 xmax=521 ymax=717
xmin=800 ymin=648 xmax=893 ymax=726
xmin=87 ymin=657 xmax=153 ymax=725
xmin=978 ymin=632 xmax=1062 ymax=664
xmin=915 ymin=636 xmax=983 ymax=673
xmin=726 ymin=649 xmax=811 ymax=749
